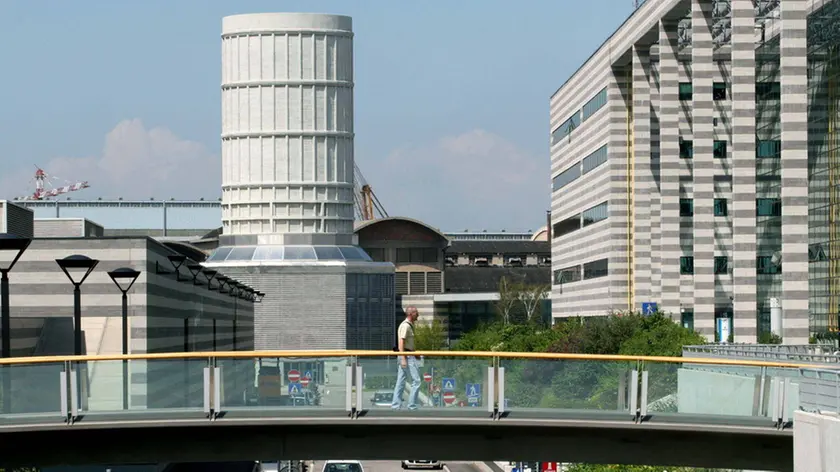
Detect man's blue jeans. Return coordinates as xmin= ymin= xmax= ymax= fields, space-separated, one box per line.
xmin=391 ymin=355 xmax=421 ymax=410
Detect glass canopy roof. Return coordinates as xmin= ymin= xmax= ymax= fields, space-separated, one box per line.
xmin=207 ymin=245 xmax=373 ymax=262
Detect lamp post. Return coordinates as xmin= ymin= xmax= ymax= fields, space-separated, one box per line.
xmin=229 ymin=281 xmax=240 ymax=351
xmin=56 ymin=255 xmax=99 ymax=356
xmin=107 ymin=267 xmax=140 ymax=411
xmin=0 ymin=233 xmax=31 ymax=414
xmin=0 ymin=234 xmax=31 ymax=359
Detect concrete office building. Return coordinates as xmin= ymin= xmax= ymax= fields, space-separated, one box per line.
xmin=206 ymin=13 xmax=395 ymax=350
xmin=549 ymin=0 xmax=839 ymax=344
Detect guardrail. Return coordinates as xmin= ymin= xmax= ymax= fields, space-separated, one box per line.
xmin=0 ymin=350 xmax=836 ymax=431
xmin=683 ymin=344 xmax=840 ymax=363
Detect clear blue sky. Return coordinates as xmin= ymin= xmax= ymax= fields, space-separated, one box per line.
xmin=0 ymin=0 xmax=635 ymax=232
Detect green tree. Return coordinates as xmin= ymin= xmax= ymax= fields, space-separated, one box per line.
xmin=415 ymin=319 xmax=449 ymax=351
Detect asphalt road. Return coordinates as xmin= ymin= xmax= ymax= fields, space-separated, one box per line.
xmin=312 ymin=460 xmax=485 ymax=472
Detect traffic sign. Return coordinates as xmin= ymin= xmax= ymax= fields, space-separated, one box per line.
xmin=304 ymin=370 xmax=312 ymax=379
xmin=287 ymin=369 xmax=301 ymax=383
xmin=301 ymin=376 xmax=311 ymax=387
xmin=466 ymin=383 xmax=481 ymax=402
xmin=541 ymin=463 xmax=557 ymax=472
xmin=423 ymin=372 xmax=432 ymax=383
xmin=288 ymin=382 xmax=302 ymax=396
xmin=443 ymin=391 xmax=456 ymax=405
xmin=442 ymin=377 xmax=456 ymax=391
xmin=641 ymin=302 xmax=657 ymax=316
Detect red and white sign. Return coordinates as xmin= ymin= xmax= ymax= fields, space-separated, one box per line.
xmin=541 ymin=463 xmax=557 ymax=472
xmin=423 ymin=373 xmax=432 ymax=383
xmin=287 ymin=369 xmax=301 ymax=383
xmin=443 ymin=391 xmax=456 ymax=405
xmin=301 ymin=376 xmax=311 ymax=387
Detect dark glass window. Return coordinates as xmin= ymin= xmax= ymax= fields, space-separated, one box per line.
xmin=553 ymin=266 xmax=581 ymax=284
xmin=581 ymin=145 xmax=608 ymax=174
xmin=713 ymin=82 xmax=727 ymax=100
xmin=582 ymin=202 xmax=608 ymax=227
xmin=680 ymin=198 xmax=694 ymax=217
xmin=680 ymin=256 xmax=694 ymax=275
xmin=756 ymin=140 xmax=781 ymax=158
xmin=756 ymin=82 xmax=781 ymax=100
xmin=679 ymin=82 xmax=693 ymax=100
xmin=714 ymin=198 xmax=728 ymax=217
xmin=551 ymin=113 xmax=581 ymax=145
xmin=713 ymin=140 xmax=727 ymax=158
xmin=714 ymin=256 xmax=729 ymax=275
xmin=583 ymin=258 xmax=609 ymax=280
xmin=552 ymin=164 xmax=581 ymax=192
xmin=553 ymin=214 xmax=581 ymax=238
xmin=756 ymin=198 xmax=782 ymax=217
xmin=581 ymin=88 xmax=607 ymax=121
xmin=757 ymin=255 xmax=782 ymax=275
xmin=680 ymin=140 xmax=694 ymax=159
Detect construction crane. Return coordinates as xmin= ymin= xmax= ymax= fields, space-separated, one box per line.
xmin=353 ymin=163 xmax=388 ymax=221
xmin=16 ymin=166 xmax=90 ymax=201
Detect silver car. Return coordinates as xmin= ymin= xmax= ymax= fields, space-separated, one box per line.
xmin=402 ymin=461 xmax=443 ymax=470
xmin=370 ymin=391 xmax=393 ymax=407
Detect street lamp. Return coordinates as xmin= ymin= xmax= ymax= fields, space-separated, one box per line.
xmin=202 ymin=268 xmax=217 ymax=290
xmin=229 ymin=281 xmax=240 ymax=351
xmin=0 ymin=233 xmax=31 ymax=414
xmin=186 ymin=263 xmax=204 ymax=285
xmin=56 ymin=255 xmax=99 ymax=355
xmin=0 ymin=233 xmax=31 ymax=359
xmin=167 ymin=255 xmax=186 ymax=281
xmin=107 ymin=267 xmax=140 ymax=411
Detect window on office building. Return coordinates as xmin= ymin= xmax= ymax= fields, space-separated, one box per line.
xmin=756 ymin=81 xmax=781 ymax=100
xmin=680 ymin=199 xmax=694 ymax=217
xmin=680 ymin=140 xmax=694 ymax=159
xmin=714 ymin=198 xmax=728 ymax=217
xmin=756 ymin=140 xmax=782 ymax=158
xmin=713 ymin=140 xmax=727 ymax=158
xmin=679 ymin=82 xmax=693 ymax=100
xmin=553 ymin=265 xmax=581 ymax=284
xmin=714 ymin=256 xmax=729 ymax=275
xmin=680 ymin=256 xmax=694 ymax=275
xmin=681 ymin=309 xmax=694 ymax=330
xmin=583 ymin=258 xmax=609 ymax=280
xmin=582 ymin=202 xmax=608 ymax=227
xmin=756 ymin=198 xmax=782 ymax=217
xmin=757 ymin=255 xmax=782 ymax=275
xmin=713 ymin=82 xmax=727 ymax=100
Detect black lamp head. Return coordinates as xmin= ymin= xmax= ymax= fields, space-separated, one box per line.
xmin=56 ymin=254 xmax=100 ymax=286
xmin=0 ymin=233 xmax=32 ymax=272
xmin=108 ymin=267 xmax=141 ymax=293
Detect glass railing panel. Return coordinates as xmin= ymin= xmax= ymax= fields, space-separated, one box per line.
xmin=358 ymin=355 xmax=492 ymax=413
xmin=0 ymin=361 xmax=65 ymax=418
xmin=81 ymin=358 xmax=208 ymax=414
xmin=217 ymin=356 xmax=350 ymax=410
xmin=645 ymin=360 xmax=804 ymax=424
xmin=499 ymin=358 xmax=637 ymax=416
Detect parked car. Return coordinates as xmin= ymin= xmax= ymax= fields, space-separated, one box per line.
xmin=371 ymin=391 xmax=394 ymax=407
xmin=402 ymin=461 xmax=443 ymax=470
xmin=322 ymin=461 xmax=364 ymax=472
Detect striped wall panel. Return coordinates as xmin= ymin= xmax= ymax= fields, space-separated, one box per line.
xmin=650 ymin=57 xmax=662 ymax=303
xmin=659 ymin=19 xmax=682 ymax=316
xmin=780 ymin=0 xmax=810 ymax=344
xmin=731 ymin=0 xmax=758 ymax=341
xmin=608 ymin=65 xmax=631 ymax=312
xmin=633 ymin=44 xmax=653 ymax=309
xmin=692 ymin=0 xmax=716 ymax=339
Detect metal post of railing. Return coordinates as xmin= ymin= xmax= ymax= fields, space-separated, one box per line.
xmin=345 ymin=355 xmax=355 ymax=416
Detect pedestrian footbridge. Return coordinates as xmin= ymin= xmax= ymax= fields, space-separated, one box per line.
xmin=0 ymin=350 xmax=831 ymax=471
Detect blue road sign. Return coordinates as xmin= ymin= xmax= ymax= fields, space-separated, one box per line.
xmin=288 ymin=382 xmax=302 ymax=396
xmin=304 ymin=370 xmax=313 ymax=379
xmin=641 ymin=302 xmax=657 ymax=316
xmin=466 ymin=383 xmax=481 ymax=401
xmin=442 ymin=378 xmax=456 ymax=392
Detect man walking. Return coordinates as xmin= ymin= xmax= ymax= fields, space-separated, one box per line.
xmin=392 ymin=306 xmax=421 ymax=410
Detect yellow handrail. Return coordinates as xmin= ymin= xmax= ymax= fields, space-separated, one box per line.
xmin=0 ymin=349 xmax=833 ymax=370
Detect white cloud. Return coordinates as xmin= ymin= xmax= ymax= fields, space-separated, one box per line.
xmin=368 ymin=129 xmax=549 ymax=232
xmin=1 ymin=119 xmax=219 ymax=200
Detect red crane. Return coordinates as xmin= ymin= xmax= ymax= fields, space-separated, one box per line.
xmin=16 ymin=166 xmax=90 ymax=201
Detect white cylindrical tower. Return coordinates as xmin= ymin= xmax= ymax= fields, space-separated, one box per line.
xmin=220 ymin=13 xmax=355 ymax=246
